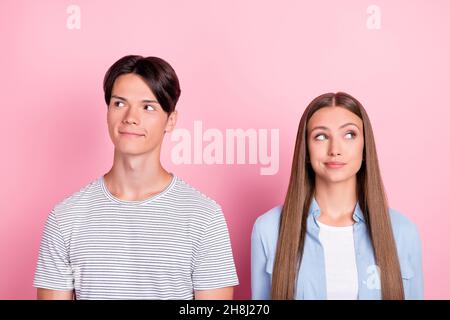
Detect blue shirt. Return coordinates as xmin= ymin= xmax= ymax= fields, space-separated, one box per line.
xmin=251 ymin=198 xmax=424 ymax=299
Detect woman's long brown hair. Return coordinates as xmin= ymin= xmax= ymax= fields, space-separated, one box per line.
xmin=271 ymin=92 xmax=404 ymax=300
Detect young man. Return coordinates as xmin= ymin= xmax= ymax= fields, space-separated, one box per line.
xmin=34 ymin=55 xmax=239 ymax=299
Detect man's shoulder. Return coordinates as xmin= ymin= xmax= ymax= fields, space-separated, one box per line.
xmin=52 ymin=177 xmax=101 ymax=217
xmin=171 ymin=176 xmax=222 ymax=212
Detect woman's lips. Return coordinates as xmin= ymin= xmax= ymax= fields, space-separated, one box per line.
xmin=324 ymin=162 xmax=346 ymax=169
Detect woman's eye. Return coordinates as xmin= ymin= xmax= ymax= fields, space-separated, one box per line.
xmin=114 ymin=101 xmax=125 ymax=107
xmin=315 ymin=134 xmax=327 ymax=141
xmin=345 ymin=131 xmax=356 ymax=139
xmin=144 ymin=105 xmax=155 ymax=111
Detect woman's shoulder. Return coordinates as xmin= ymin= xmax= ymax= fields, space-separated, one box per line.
xmin=254 ymin=204 xmax=283 ymax=226
xmin=252 ymin=205 xmax=283 ymax=237
xmin=388 ymin=208 xmax=418 ymax=231
xmin=251 ymin=205 xmax=283 ymax=255
xmin=388 ymin=207 xmax=421 ymax=244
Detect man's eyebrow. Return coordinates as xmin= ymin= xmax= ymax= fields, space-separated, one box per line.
xmin=142 ymin=99 xmax=160 ymax=104
xmin=111 ymin=95 xmax=127 ymax=101
xmin=111 ymin=95 xmax=159 ymax=104
xmin=310 ymin=122 xmax=361 ymax=132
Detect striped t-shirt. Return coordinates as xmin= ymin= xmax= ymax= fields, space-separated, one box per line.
xmin=33 ymin=174 xmax=239 ymax=299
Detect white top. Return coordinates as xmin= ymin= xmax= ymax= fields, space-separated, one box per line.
xmin=317 ymin=220 xmax=358 ymax=300
xmin=34 ymin=174 xmax=239 ymax=299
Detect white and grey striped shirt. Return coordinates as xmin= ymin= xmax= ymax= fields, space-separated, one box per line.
xmin=34 ymin=174 xmax=239 ymax=299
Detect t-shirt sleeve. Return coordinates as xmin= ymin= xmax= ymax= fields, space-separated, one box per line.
xmin=192 ymin=206 xmax=239 ymax=291
xmin=33 ymin=210 xmax=74 ymax=291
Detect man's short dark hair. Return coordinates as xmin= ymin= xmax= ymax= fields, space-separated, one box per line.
xmin=103 ymin=55 xmax=181 ymax=114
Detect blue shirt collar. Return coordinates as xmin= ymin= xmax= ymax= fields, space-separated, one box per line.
xmin=308 ymin=196 xmax=365 ymax=223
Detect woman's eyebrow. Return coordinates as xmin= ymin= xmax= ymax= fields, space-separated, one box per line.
xmin=339 ymin=122 xmax=361 ymax=130
xmin=310 ymin=125 xmax=329 ymax=132
xmin=310 ymin=122 xmax=360 ymax=132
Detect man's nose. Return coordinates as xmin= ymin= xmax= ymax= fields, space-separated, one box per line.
xmin=123 ymin=106 xmax=140 ymax=125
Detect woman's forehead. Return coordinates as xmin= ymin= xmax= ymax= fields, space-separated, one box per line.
xmin=308 ymin=106 xmax=363 ymax=130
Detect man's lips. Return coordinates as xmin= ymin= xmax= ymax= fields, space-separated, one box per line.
xmin=324 ymin=161 xmax=346 ymax=168
xmin=119 ymin=131 xmax=145 ymax=137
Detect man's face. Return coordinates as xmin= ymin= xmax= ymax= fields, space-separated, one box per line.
xmin=106 ymin=73 xmax=177 ymax=156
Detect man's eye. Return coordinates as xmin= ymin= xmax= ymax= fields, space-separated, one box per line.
xmin=315 ymin=134 xmax=327 ymax=141
xmin=114 ymin=101 xmax=125 ymax=107
xmin=144 ymin=105 xmax=155 ymax=111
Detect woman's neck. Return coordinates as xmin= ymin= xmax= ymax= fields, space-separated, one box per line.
xmin=314 ymin=176 xmax=358 ymax=226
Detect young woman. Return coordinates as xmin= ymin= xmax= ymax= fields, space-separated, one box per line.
xmin=251 ymin=92 xmax=423 ymax=300
xmin=34 ymin=55 xmax=238 ymax=300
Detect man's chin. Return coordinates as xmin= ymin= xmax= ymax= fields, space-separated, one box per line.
xmin=114 ymin=147 xmax=151 ymax=157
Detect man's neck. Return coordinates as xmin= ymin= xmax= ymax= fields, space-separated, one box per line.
xmin=103 ymin=150 xmax=173 ymax=201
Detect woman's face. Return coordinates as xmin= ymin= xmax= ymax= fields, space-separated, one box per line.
xmin=307 ymin=106 xmax=364 ymax=184
xmin=106 ymin=73 xmax=177 ymax=156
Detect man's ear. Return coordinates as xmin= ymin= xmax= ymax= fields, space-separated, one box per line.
xmin=164 ymin=110 xmax=178 ymax=133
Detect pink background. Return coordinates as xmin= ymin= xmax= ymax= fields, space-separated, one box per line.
xmin=1 ymin=0 xmax=449 ymax=299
